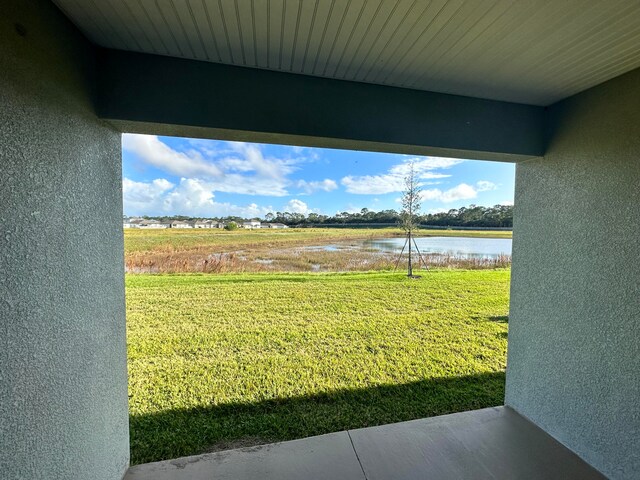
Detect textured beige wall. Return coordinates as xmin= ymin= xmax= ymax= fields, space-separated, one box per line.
xmin=506 ymin=68 xmax=640 ymax=479
xmin=0 ymin=1 xmax=129 ymax=479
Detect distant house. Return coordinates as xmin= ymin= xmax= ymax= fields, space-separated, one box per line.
xmin=138 ymin=219 xmax=167 ymax=229
xmin=169 ymin=221 xmax=193 ymax=229
xmin=194 ymin=220 xmax=214 ymax=229
xmin=260 ymin=222 xmax=287 ymax=229
xmin=123 ymin=217 xmax=143 ymax=228
xmin=242 ymin=220 xmax=261 ymax=229
xmin=213 ymin=222 xmax=225 ymax=229
xmin=125 ymin=218 xmax=197 ymax=229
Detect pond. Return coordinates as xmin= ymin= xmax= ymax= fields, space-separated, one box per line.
xmin=365 ymin=236 xmax=512 ymax=259
xmin=305 ymin=236 xmax=512 ymax=259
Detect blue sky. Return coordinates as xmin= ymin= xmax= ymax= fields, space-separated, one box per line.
xmin=122 ymin=134 xmax=515 ymax=218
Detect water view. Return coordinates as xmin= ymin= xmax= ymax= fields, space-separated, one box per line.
xmin=126 ymin=229 xmax=513 ymax=274
xmin=305 ymin=236 xmax=512 ymax=260
xmin=364 ymin=236 xmax=512 ymax=259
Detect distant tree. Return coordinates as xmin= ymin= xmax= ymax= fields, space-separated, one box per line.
xmin=399 ymin=161 xmax=421 ymax=277
xmin=138 ymin=201 xmax=512 ymax=228
xmin=307 ymin=212 xmax=321 ymax=225
xmin=224 ymin=221 xmax=238 ymax=231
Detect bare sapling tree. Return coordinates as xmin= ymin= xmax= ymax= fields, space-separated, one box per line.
xmin=399 ymin=161 xmax=422 ymax=277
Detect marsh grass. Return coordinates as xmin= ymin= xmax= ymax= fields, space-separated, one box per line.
xmin=126 ymin=249 xmax=511 ymax=273
xmin=124 ymin=228 xmax=511 ymax=273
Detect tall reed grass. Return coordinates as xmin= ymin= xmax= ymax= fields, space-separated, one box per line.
xmin=125 ymin=248 xmax=511 ymax=274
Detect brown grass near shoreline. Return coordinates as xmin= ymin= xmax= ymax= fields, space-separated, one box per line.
xmin=124 ymin=227 xmax=512 ymax=273
xmin=125 ymin=239 xmax=511 ymax=273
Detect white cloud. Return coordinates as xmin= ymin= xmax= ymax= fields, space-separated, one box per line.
xmin=421 ymin=183 xmax=478 ymax=203
xmin=205 ymin=173 xmax=291 ymax=197
xmin=418 ymin=180 xmax=498 ymax=204
xmin=220 ymin=142 xmax=298 ymax=180
xmin=122 ymin=134 xmax=223 ymax=179
xmin=342 ymin=173 xmax=447 ymax=195
xmin=283 ymin=199 xmax=312 ymax=214
xmin=501 ymin=200 xmax=514 ymax=206
xmin=345 ymin=205 xmax=363 ymax=214
xmin=163 ymin=178 xmax=217 ymax=214
xmin=297 ymin=179 xmax=338 ymax=194
xmin=476 ymin=180 xmax=497 ymax=192
xmin=122 ymin=178 xmax=175 ymax=212
xmin=389 ymin=157 xmax=462 ymax=175
xmin=289 ymin=145 xmax=320 ymax=160
xmin=122 ymin=177 xmax=273 ymax=218
xmin=122 ymin=135 xmax=310 ymax=197
xmin=341 ymin=156 xmax=461 ymax=194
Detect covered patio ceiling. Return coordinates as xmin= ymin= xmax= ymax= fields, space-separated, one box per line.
xmin=53 ymin=0 xmax=640 ymax=106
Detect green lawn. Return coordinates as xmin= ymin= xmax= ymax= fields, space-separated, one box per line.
xmin=127 ymin=270 xmax=510 ymax=464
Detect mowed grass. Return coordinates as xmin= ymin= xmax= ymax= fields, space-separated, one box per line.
xmin=126 ymin=270 xmax=510 ymax=464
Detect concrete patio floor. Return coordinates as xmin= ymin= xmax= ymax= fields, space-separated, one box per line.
xmin=124 ymin=406 xmax=605 ymax=480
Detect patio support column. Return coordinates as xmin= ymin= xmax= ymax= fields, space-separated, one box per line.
xmin=507 ymin=67 xmax=640 ymax=479
xmin=1 ymin=1 xmax=129 ymax=479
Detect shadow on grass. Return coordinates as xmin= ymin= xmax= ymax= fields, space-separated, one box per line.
xmin=130 ymin=371 xmax=505 ymax=465
xmin=489 ymin=315 xmax=509 ymax=323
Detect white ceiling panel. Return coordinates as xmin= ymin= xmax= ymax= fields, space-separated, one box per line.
xmin=52 ymin=0 xmax=640 ymax=105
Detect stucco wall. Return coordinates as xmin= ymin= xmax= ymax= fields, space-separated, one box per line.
xmin=0 ymin=1 xmax=129 ymax=479
xmin=506 ymin=68 xmax=640 ymax=479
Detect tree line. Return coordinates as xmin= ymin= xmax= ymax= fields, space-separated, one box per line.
xmin=267 ymin=204 xmax=512 ymax=228
xmin=134 ymin=204 xmax=512 ymax=228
